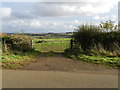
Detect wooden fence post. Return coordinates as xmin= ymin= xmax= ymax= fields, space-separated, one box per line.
xmin=31 ymin=40 xmax=33 ymax=49
xmin=70 ymin=39 xmax=73 ymax=49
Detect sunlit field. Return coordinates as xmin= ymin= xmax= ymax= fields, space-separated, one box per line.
xmin=33 ymin=38 xmax=71 ymax=52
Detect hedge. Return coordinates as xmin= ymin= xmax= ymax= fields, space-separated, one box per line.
xmin=2 ymin=34 xmax=33 ymax=52
xmin=73 ymin=24 xmax=120 ymax=51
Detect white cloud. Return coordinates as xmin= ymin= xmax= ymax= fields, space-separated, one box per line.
xmin=93 ymin=15 xmax=117 ymax=21
xmin=68 ymin=25 xmax=74 ymax=29
xmin=33 ymin=1 xmax=118 ymax=17
xmin=6 ymin=19 xmax=26 ymax=27
xmin=2 ymin=1 xmax=119 ymax=33
xmin=79 ymin=4 xmax=111 ymax=16
xmin=0 ymin=7 xmax=12 ymax=18
xmin=4 ymin=1 xmax=118 ymax=19
xmin=30 ymin=20 xmax=42 ymax=27
xmin=74 ymin=19 xmax=80 ymax=24
xmin=64 ymin=23 xmax=76 ymax=29
xmin=93 ymin=15 xmax=105 ymax=20
xmin=110 ymin=15 xmax=117 ymax=21
xmin=2 ymin=17 xmax=100 ymax=32
xmin=93 ymin=16 xmax=100 ymax=20
xmin=12 ymin=20 xmax=24 ymax=25
xmin=53 ymin=22 xmax=58 ymax=26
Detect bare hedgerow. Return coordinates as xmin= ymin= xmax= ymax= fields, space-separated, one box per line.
xmin=91 ymin=43 xmax=120 ymax=57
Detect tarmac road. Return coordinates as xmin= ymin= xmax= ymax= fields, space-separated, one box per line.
xmin=2 ymin=70 xmax=118 ymax=88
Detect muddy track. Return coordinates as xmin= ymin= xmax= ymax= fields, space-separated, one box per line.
xmin=22 ymin=53 xmax=118 ymax=74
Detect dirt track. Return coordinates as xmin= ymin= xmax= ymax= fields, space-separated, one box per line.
xmin=23 ymin=54 xmax=118 ymax=74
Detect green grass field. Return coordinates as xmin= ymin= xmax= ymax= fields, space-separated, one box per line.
xmin=33 ymin=38 xmax=71 ymax=52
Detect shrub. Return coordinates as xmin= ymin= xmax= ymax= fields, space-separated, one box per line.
xmin=2 ymin=34 xmax=33 ymax=53
xmin=73 ymin=24 xmax=101 ymax=51
xmin=73 ymin=24 xmax=120 ymax=53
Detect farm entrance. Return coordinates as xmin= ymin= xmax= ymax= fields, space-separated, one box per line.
xmin=34 ymin=38 xmax=70 ymax=52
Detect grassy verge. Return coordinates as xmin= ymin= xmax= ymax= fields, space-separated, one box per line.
xmin=1 ymin=50 xmax=40 ymax=69
xmin=64 ymin=51 xmax=120 ymax=68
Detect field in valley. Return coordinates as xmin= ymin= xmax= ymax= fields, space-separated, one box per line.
xmin=33 ymin=38 xmax=71 ymax=52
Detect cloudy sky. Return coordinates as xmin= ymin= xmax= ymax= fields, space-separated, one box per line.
xmin=1 ymin=0 xmax=119 ymax=33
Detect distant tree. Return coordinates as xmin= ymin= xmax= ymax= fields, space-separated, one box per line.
xmin=99 ymin=20 xmax=118 ymax=32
